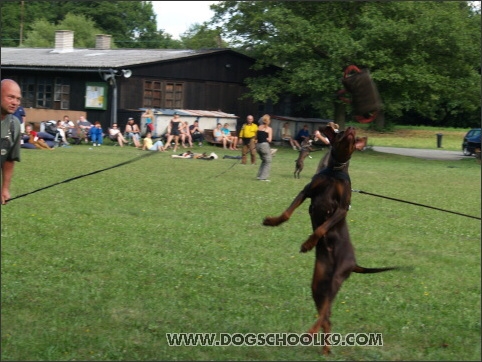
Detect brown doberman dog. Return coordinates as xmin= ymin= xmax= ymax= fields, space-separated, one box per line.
xmin=294 ymin=139 xmax=314 ymax=178
xmin=263 ymin=126 xmax=396 ymax=355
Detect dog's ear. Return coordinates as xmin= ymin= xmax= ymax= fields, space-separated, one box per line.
xmin=355 ymin=136 xmax=367 ymax=151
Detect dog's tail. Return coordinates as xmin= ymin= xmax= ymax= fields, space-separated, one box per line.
xmin=353 ymin=265 xmax=398 ymax=274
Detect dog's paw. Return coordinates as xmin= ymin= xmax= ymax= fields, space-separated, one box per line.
xmin=262 ymin=217 xmax=278 ymax=226
xmin=300 ymin=236 xmax=318 ymax=253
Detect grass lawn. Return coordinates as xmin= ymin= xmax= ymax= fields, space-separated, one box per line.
xmin=1 ymin=127 xmax=480 ymax=361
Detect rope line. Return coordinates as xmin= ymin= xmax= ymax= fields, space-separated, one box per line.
xmin=6 ymin=148 xmax=479 ymax=221
xmin=7 ymin=151 xmax=158 ymax=202
xmin=352 ymin=189 xmax=481 ymax=220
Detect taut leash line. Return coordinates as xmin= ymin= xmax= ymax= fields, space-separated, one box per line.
xmin=7 ymin=152 xmax=157 ymax=203
xmin=352 ymin=189 xmax=481 ymax=220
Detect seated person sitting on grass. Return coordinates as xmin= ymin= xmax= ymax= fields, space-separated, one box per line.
xmin=142 ymin=131 xmax=165 ymax=151
xmin=108 ymin=123 xmax=128 ymax=147
xmin=22 ymin=124 xmax=53 ymax=150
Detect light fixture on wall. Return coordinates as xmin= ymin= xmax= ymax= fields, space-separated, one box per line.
xmin=102 ymin=68 xmax=132 ymax=126
xmin=225 ymin=64 xmax=232 ymax=69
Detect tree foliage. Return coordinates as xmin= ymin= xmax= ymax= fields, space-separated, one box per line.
xmin=21 ymin=13 xmax=104 ymax=48
xmin=1 ymin=1 xmax=182 ymax=48
xmin=180 ymin=22 xmax=227 ymax=49
xmin=211 ymin=1 xmax=481 ymax=126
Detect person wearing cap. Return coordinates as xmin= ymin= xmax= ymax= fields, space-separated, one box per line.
xmin=125 ymin=117 xmax=141 ymax=148
xmin=239 ymin=115 xmax=258 ymax=165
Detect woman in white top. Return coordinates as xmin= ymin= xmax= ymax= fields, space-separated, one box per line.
xmin=108 ymin=123 xmax=128 ymax=147
xmin=282 ymin=122 xmax=301 ymax=150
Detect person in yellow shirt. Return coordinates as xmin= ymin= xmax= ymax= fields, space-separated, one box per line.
xmin=142 ymin=132 xmax=165 ymax=151
xmin=239 ymin=115 xmax=258 ymax=165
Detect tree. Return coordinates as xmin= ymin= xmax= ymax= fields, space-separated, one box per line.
xmin=22 ymin=13 xmax=104 ymax=48
xmin=180 ymin=22 xmax=227 ymax=49
xmin=1 ymin=1 xmax=179 ymax=48
xmin=211 ymin=1 xmax=481 ymax=127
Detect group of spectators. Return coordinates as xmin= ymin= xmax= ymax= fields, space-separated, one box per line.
xmin=21 ymin=115 xmax=107 ymax=149
xmin=20 ymin=112 xmax=210 ymax=152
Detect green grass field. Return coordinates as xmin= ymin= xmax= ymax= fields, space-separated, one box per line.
xmin=1 ymin=127 xmax=480 ymax=361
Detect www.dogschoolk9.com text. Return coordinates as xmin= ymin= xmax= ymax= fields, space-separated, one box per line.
xmin=166 ymin=332 xmax=383 ymax=347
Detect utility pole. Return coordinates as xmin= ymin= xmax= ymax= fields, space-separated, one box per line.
xmin=19 ymin=1 xmax=25 ymax=46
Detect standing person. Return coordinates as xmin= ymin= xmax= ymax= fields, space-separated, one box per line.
xmin=256 ymin=114 xmax=273 ymax=181
xmin=125 ymin=117 xmax=141 ymax=148
xmin=164 ymin=113 xmax=182 ymax=152
xmin=141 ymin=108 xmax=155 ymax=136
xmin=313 ymin=126 xmax=331 ymax=147
xmin=239 ymin=115 xmax=258 ymax=165
xmin=13 ymin=104 xmax=26 ymax=134
xmin=282 ymin=122 xmax=300 ymax=150
xmin=189 ymin=120 xmax=204 ymax=146
xmin=1 ymin=79 xmax=22 ymax=205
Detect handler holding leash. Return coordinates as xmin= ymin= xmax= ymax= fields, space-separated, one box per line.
xmin=239 ymin=115 xmax=258 ymax=165
xmin=1 ymin=79 xmax=22 ymax=205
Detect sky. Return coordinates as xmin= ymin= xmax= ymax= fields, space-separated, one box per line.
xmin=152 ymin=1 xmax=219 ymax=40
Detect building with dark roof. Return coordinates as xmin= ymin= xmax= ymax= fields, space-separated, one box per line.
xmin=1 ymin=31 xmax=288 ymax=131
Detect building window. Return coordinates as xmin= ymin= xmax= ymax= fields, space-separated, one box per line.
xmin=18 ymin=76 xmax=71 ymax=110
xmin=36 ymin=77 xmax=53 ymax=108
xmin=144 ymin=80 xmax=162 ymax=108
xmin=143 ymin=80 xmax=183 ymax=108
xmin=19 ymin=77 xmax=36 ymax=108
xmin=54 ymin=78 xmax=71 ymax=109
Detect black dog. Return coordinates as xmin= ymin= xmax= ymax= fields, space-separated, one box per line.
xmin=263 ymin=126 xmax=396 ymax=355
xmin=294 ymin=139 xmax=314 ymax=178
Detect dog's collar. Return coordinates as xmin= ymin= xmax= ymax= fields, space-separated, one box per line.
xmin=318 ymin=166 xmax=350 ymax=182
xmin=332 ymin=161 xmax=347 ymax=171
xmin=330 ymin=150 xmax=349 ymax=170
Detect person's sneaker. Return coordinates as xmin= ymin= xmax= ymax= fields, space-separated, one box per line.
xmin=293 ymin=146 xmax=297 ymax=150
xmin=259 ymin=179 xmax=271 ymax=182
xmin=93 ymin=143 xmax=97 ymax=147
xmin=198 ymin=142 xmax=202 ymax=146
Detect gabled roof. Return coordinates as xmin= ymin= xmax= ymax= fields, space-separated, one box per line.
xmin=1 ymin=47 xmax=252 ymax=70
xmin=271 ymin=115 xmax=332 ymax=124
xmin=140 ymin=108 xmax=238 ymax=118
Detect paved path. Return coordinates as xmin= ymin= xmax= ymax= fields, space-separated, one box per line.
xmin=372 ymin=146 xmax=468 ymax=161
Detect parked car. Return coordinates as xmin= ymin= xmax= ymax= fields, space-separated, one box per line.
xmin=462 ymin=128 xmax=481 ymax=156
